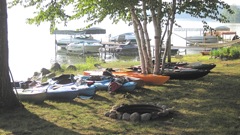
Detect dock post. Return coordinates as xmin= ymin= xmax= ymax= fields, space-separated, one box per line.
xmin=54 ymin=34 xmax=57 ymax=62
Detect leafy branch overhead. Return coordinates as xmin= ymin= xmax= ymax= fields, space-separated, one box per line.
xmin=8 ymin=0 xmax=233 ymax=31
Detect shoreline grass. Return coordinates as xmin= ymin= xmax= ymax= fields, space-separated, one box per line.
xmin=1 ymin=54 xmax=240 ymax=135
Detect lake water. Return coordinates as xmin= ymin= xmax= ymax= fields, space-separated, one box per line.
xmin=7 ymin=6 xmax=240 ymax=80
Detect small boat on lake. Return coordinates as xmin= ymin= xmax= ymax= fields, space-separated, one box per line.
xmin=66 ymin=41 xmax=103 ymax=55
xmin=56 ymin=35 xmax=101 ymax=49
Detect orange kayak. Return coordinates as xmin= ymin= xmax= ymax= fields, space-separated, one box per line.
xmin=83 ymin=70 xmax=170 ymax=85
xmin=112 ymin=71 xmax=170 ymax=85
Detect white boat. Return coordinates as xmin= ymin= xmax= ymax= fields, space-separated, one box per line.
xmin=15 ymin=88 xmax=47 ymax=104
xmin=56 ymin=36 xmax=101 ymax=49
xmin=186 ymin=35 xmax=218 ymax=45
xmin=66 ymin=41 xmax=103 ymax=54
xmin=13 ymin=82 xmax=48 ymax=104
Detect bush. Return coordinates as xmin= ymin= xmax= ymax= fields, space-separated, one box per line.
xmin=210 ymin=49 xmax=220 ymax=57
xmin=229 ymin=47 xmax=240 ymax=59
xmin=210 ymin=46 xmax=240 ymax=60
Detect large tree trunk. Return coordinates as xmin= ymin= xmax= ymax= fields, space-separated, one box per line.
xmin=0 ymin=0 xmax=23 ymax=109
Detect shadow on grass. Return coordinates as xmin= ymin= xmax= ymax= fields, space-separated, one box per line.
xmin=91 ymin=92 xmax=113 ymax=103
xmin=0 ymin=108 xmax=81 ymax=135
xmin=156 ymin=72 xmax=240 ymax=134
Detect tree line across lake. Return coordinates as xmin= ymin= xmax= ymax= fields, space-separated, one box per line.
xmin=176 ymin=5 xmax=240 ymax=23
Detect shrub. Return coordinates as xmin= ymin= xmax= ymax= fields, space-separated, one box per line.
xmin=210 ymin=46 xmax=240 ymax=60
xmin=229 ymin=46 xmax=240 ymax=59
xmin=210 ymin=49 xmax=220 ymax=57
xmin=219 ymin=47 xmax=230 ymax=58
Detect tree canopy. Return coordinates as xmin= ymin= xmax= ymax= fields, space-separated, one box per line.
xmin=8 ymin=0 xmax=233 ymax=31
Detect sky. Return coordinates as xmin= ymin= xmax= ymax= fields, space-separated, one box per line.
xmin=223 ymin=0 xmax=238 ymax=6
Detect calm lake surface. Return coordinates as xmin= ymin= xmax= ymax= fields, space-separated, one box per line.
xmin=7 ymin=7 xmax=240 ymax=80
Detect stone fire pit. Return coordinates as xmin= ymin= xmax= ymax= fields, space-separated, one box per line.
xmin=105 ymin=103 xmax=173 ymax=122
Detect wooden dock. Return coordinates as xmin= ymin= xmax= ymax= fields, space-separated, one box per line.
xmin=100 ymin=41 xmax=212 ymax=56
xmin=99 ymin=41 xmax=124 ymax=52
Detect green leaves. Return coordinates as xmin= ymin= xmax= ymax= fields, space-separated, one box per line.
xmin=211 ymin=46 xmax=240 ymax=60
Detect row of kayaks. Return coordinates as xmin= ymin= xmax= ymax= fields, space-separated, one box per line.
xmin=84 ymin=62 xmax=216 ymax=81
xmin=13 ymin=62 xmax=216 ymax=104
xmin=13 ymin=74 xmax=139 ymax=104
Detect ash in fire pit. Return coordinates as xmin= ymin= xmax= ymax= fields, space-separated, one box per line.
xmin=105 ymin=103 xmax=173 ymax=122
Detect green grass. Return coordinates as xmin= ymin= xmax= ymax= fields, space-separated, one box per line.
xmin=1 ymin=54 xmax=240 ymax=135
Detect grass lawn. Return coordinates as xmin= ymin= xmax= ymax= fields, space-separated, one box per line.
xmin=1 ymin=54 xmax=240 ymax=135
